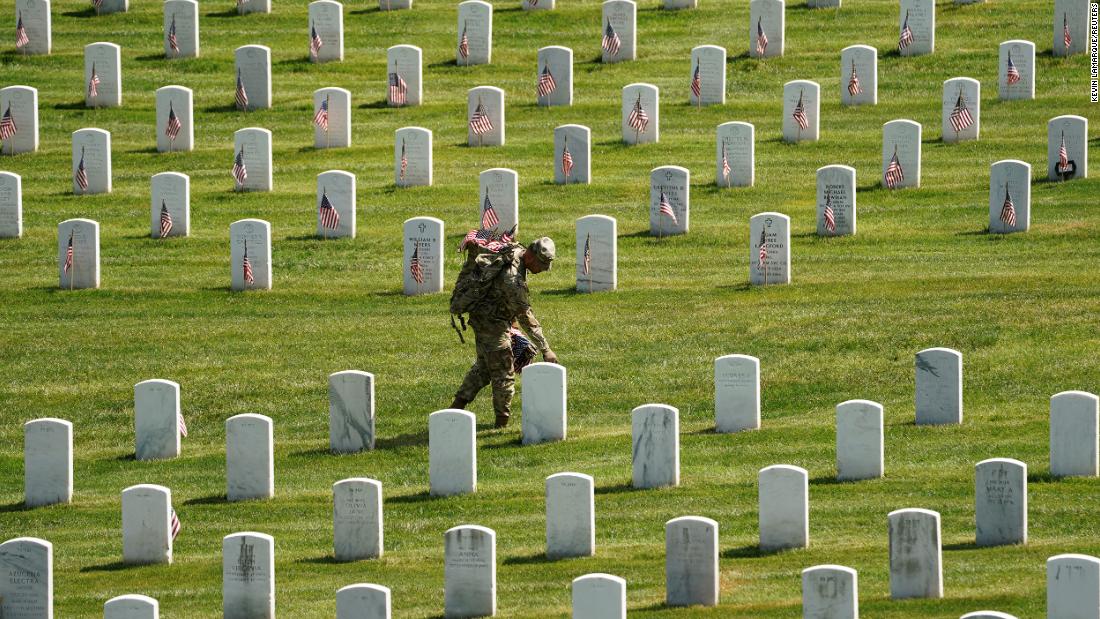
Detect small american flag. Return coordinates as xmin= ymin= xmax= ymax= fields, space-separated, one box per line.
xmin=242 ymin=241 xmax=254 ymax=285
xmin=899 ymin=10 xmax=914 ymax=51
xmin=690 ymin=63 xmax=702 ymax=99
xmin=756 ymin=18 xmax=768 ymax=56
xmin=999 ymin=184 xmax=1016 ymax=228
xmin=318 ymin=187 xmax=340 ymax=231
xmin=884 ymin=146 xmax=905 ymax=188
xmin=1064 ymin=13 xmax=1072 ymax=51
xmin=602 ymin=20 xmax=621 ymax=57
xmin=232 ymin=145 xmax=247 ymax=187
xmin=399 ymin=139 xmax=408 ymax=180
xmin=235 ymin=69 xmax=249 ymax=110
xmin=1005 ymin=52 xmax=1021 ymax=85
xmin=168 ymin=15 xmax=179 ymax=55
xmin=1058 ymin=131 xmax=1069 ymax=173
xmin=792 ymin=90 xmax=809 ymax=131
xmin=15 ymin=12 xmax=29 ymax=49
xmin=949 ymin=92 xmax=974 ymax=133
xmin=177 ymin=411 xmax=187 ymax=437
xmin=627 ymin=94 xmax=648 ymax=133
xmin=721 ymin=143 xmax=731 ymax=182
xmin=389 ymin=69 xmax=408 ymax=106
xmin=165 ymin=102 xmax=182 ymax=141
xmin=536 ymin=65 xmax=557 ymax=98
xmin=581 ymin=232 xmax=591 ymax=276
xmin=309 ymin=22 xmax=323 ymax=59
xmin=88 ymin=63 xmax=100 ymax=99
xmin=458 ymin=23 xmax=469 ymax=60
xmin=313 ymin=95 xmax=329 ymax=132
xmin=92 ymin=0 xmax=103 ymax=9
xmin=0 ymin=103 xmax=16 ymax=140
xmin=561 ymin=137 xmax=574 ymax=179
xmin=469 ymin=98 xmax=494 ymax=136
xmin=64 ymin=230 xmax=74 ymax=273
xmin=159 ymin=200 xmax=174 ymax=238
xmin=409 ymin=245 xmax=423 ymax=284
xmin=75 ymin=147 xmax=89 ymax=192
xmin=657 ymin=190 xmax=677 ymax=224
xmin=847 ymin=60 xmax=862 ymax=97
xmin=822 ymin=191 xmax=836 ymax=233
xmin=170 ymin=509 xmax=181 ymax=540
xmin=481 ymin=193 xmax=499 ymax=229
xmin=758 ymin=228 xmax=768 ymax=265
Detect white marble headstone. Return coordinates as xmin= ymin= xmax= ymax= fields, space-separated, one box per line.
xmin=444 ymin=525 xmax=496 ymax=618
xmin=689 ymin=45 xmax=725 ymax=106
xmin=134 ymin=378 xmax=181 ymax=460
xmin=0 ymin=171 xmax=22 ymax=238
xmin=333 ymin=477 xmax=383 ymax=561
xmin=545 ymin=472 xmax=594 ymax=558
xmin=163 ymin=0 xmax=198 ymax=59
xmin=308 ymin=0 xmax=344 ymax=63
xmin=403 ymin=216 xmax=443 ymax=295
xmin=575 ymin=214 xmax=616 ymax=292
xmin=151 ymin=172 xmax=189 ymax=239
xmin=888 ymin=508 xmax=943 ymax=599
xmin=104 ymin=594 xmax=158 ymax=619
xmin=1048 ymin=115 xmax=1088 ymax=181
xmin=816 ymin=165 xmax=855 ymax=237
xmin=802 ymin=565 xmax=857 ymax=619
xmin=650 ymin=166 xmax=688 ymax=236
xmin=467 ymin=86 xmax=504 ymax=147
xmin=336 ymin=584 xmax=390 ymax=619
xmin=478 ymin=168 xmax=518 ymax=235
xmin=121 ymin=484 xmax=172 ymax=565
xmin=915 ymin=347 xmax=962 ymax=425
xmin=233 ymin=128 xmax=272 ymax=192
xmin=714 ymin=354 xmax=760 ymax=433
xmin=632 ymin=403 xmax=679 ymax=489
xmin=1050 ymin=390 xmax=1099 ymax=478
xmin=0 ymin=537 xmax=52 ymax=618
xmin=836 ymin=399 xmax=883 ymax=481
xmin=840 ymin=44 xmax=876 ymax=106
xmin=225 ymin=413 xmax=274 ymax=500
xmin=314 ymin=88 xmax=351 ymax=149
xmin=783 ymin=80 xmax=819 ymax=143
xmin=1054 ymin=0 xmax=1089 ymax=56
xmin=0 ymin=86 xmax=39 ymax=154
xmin=237 ymin=0 xmax=270 ymax=15
xmin=387 ymin=45 xmax=422 ymax=107
xmin=24 ymin=418 xmax=72 ymax=507
xmin=960 ymin=613 xmax=1016 ymax=619
xmin=58 ymin=218 xmax=100 ymax=290
xmin=942 ymin=77 xmax=980 ymax=143
xmin=222 ymin=532 xmax=274 ymax=619
xmin=14 ymin=0 xmax=51 ymax=55
xmin=758 ymin=464 xmax=809 ymax=550
xmin=155 ymin=86 xmax=193 ymax=152
xmin=537 ymin=46 xmax=572 ymax=107
xmin=234 ymin=45 xmax=272 ymax=111
xmin=622 ymin=83 xmax=658 ymax=145
xmin=716 ymin=121 xmax=753 ymax=188
xmin=521 ymin=362 xmax=566 ymax=445
xmin=602 ymin=0 xmax=637 ymax=63
xmin=572 ymin=573 xmax=625 ymax=619
xmin=230 ymin=218 xmax=272 ymax=291
xmin=665 ymin=516 xmax=718 ymax=607
xmin=750 ymin=212 xmax=790 ymax=285
xmin=84 ymin=42 xmax=121 ymax=108
xmin=749 ymin=0 xmax=784 ymax=58
xmin=429 ymin=409 xmax=477 ymax=496
xmin=555 ymin=124 xmax=590 ymax=185
xmin=898 ymin=0 xmax=934 ymax=55
xmin=998 ymin=40 xmax=1035 ymax=100
xmin=317 ymin=170 xmax=356 ymax=238
xmin=396 ymin=127 xmax=432 ymax=187
xmin=882 ymin=119 xmax=921 ymax=189
xmin=975 ymin=458 xmax=1026 ymax=546
xmin=457 ymin=0 xmax=492 ymax=65
xmin=72 ymin=128 xmax=111 ymax=194
xmin=1047 ymin=554 xmax=1100 ymax=617
xmin=329 ymin=370 xmax=373 ymax=453
xmin=989 ymin=160 xmax=1030 ymax=234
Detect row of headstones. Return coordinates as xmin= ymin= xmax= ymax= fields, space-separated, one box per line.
xmin=6 ymin=530 xmax=1100 ymax=618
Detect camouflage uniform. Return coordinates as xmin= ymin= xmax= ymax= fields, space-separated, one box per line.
xmin=454 ymin=246 xmax=550 ymax=422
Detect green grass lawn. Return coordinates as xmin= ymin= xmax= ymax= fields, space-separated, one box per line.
xmin=1 ymin=0 xmax=1099 ymax=616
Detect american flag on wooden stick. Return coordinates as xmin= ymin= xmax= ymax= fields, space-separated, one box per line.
xmin=389 ymin=68 xmax=408 ymax=106
xmin=313 ymin=95 xmax=329 ymax=131
xmin=318 ymin=187 xmax=340 ymax=231
xmin=1058 ymin=132 xmax=1069 ymax=173
xmin=536 ymin=65 xmax=557 ymax=98
xmin=602 ymin=19 xmax=621 ymax=57
xmin=168 ymin=15 xmax=179 ymax=54
xmin=792 ymin=90 xmax=809 ymax=130
xmin=899 ymin=11 xmax=914 ymax=51
xmin=822 ymin=191 xmax=836 ymax=233
xmin=721 ymin=143 xmax=731 ymax=183
xmin=756 ymin=18 xmax=768 ymax=56
xmin=1063 ymin=13 xmax=1072 ymax=51
xmin=581 ymin=233 xmax=591 ymax=276
xmin=1005 ymin=52 xmax=1021 ymax=85
xmin=165 ymin=102 xmax=182 ymax=140
xmin=242 ymin=241 xmax=254 ymax=285
xmin=64 ymin=230 xmax=74 ymax=273
xmin=758 ymin=228 xmax=768 ymax=265
xmin=15 ymin=12 xmax=30 ymax=49
xmin=235 ymin=70 xmax=249 ymax=110
xmin=481 ymin=192 xmax=499 ymax=229
xmin=159 ymin=200 xmax=174 ymax=238
xmin=469 ymin=98 xmax=494 ymax=135
xmin=458 ymin=22 xmax=470 ymax=60
xmin=949 ymin=91 xmax=974 ymax=133
xmin=0 ymin=103 xmax=16 ymax=140
xmin=884 ymin=146 xmax=905 ymax=189
xmin=561 ymin=137 xmax=573 ymax=179
xmin=92 ymin=0 xmax=103 ymax=10
xmin=232 ymin=145 xmax=247 ymax=187
xmin=170 ymin=509 xmax=181 ymax=540
xmin=399 ymin=139 xmax=408 ymax=180
xmin=309 ymin=22 xmax=323 ymax=59
xmin=657 ymin=190 xmax=677 ymax=224
xmin=847 ymin=60 xmax=862 ymax=96
xmin=690 ymin=63 xmax=701 ymax=100
xmin=88 ymin=63 xmax=100 ymax=99
xmin=627 ymin=94 xmax=648 ymax=133
xmin=999 ymin=184 xmax=1016 ymax=228
xmin=177 ymin=410 xmax=187 ymax=437
xmin=75 ymin=147 xmax=89 ymax=192
xmin=409 ymin=245 xmax=423 ymax=284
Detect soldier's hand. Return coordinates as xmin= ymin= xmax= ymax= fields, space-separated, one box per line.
xmin=543 ymin=349 xmax=559 ymax=365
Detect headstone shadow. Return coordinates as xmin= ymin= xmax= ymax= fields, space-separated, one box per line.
xmin=721 ymin=543 xmax=783 ymax=559
xmin=501 ymin=551 xmax=555 ymax=565
xmin=80 ymin=560 xmax=135 ymax=573
xmin=182 ymin=493 xmax=228 ymax=506
xmin=374 ymin=431 xmax=428 ymax=450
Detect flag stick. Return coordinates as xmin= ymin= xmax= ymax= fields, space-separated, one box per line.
xmin=763 ymin=256 xmax=767 ymax=286
xmin=634 ymin=128 xmax=639 ymax=143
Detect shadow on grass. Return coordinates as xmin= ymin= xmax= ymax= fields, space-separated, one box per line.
xmin=80 ymin=560 xmax=135 ymax=573
xmin=200 ymin=285 xmax=236 ymax=293
xmin=502 ymin=551 xmax=554 ymax=566
xmin=386 ymin=490 xmax=442 ymax=504
xmin=62 ymin=8 xmax=96 ymax=17
xmin=481 ymin=435 xmax=523 ymax=450
xmin=135 ymin=53 xmax=168 ymax=63
xmin=956 ymin=228 xmax=994 ymax=237
xmin=594 ymin=481 xmax=634 ymax=495
xmin=183 ymin=494 xmax=228 ymax=506
xmin=716 ymin=282 xmax=753 ymax=292
xmin=289 ymin=446 xmax=332 ymax=458
xmin=541 ymin=287 xmax=584 ymax=297
xmin=205 ymin=9 xmax=239 ymax=18
xmin=129 ymin=146 xmax=160 ymax=155
xmin=297 ymin=554 xmax=345 ymax=565
xmin=0 ymin=501 xmax=32 ymax=513
xmin=943 ymin=540 xmax=982 ymax=551
xmin=54 ymin=101 xmax=89 ymax=110
xmin=203 ymin=103 xmax=244 ymax=113
xmin=809 ymin=475 xmax=861 ymax=486
xmin=375 ymin=431 xmax=430 ymax=450
xmin=722 ymin=543 xmax=782 ymax=559
xmin=360 ymin=99 xmax=394 ymax=110
xmin=115 ymin=452 xmax=137 ymax=462
xmin=428 ymin=59 xmax=464 ymax=69
xmin=1027 ymin=471 xmax=1061 ymax=484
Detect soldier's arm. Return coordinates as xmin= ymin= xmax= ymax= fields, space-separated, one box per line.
xmin=516 ymin=307 xmax=550 ymax=354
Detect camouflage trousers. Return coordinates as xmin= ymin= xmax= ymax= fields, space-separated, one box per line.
xmin=454 ymin=315 xmax=515 ymax=419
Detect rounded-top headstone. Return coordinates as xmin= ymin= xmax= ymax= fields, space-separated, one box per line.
xmin=328 ymin=370 xmax=374 ymax=453
xmin=403 ymin=216 xmax=444 ymax=295
xmin=840 ymin=44 xmax=877 ymax=105
xmin=456 ymin=0 xmax=493 ymax=65
xmin=1048 ymin=115 xmax=1088 ymax=181
xmin=1050 ymin=390 xmax=1099 ymax=477
xmin=336 ymin=583 xmax=391 ymax=619
xmin=898 ymin=0 xmax=934 ymax=55
xmin=308 ymin=0 xmax=345 ymax=63
xmin=72 ymin=128 xmax=112 ymax=195
xmin=888 ymin=508 xmax=943 ymax=599
xmin=15 ymin=0 xmax=51 ymax=55
xmin=749 ymin=0 xmax=785 ymax=58
xmin=998 ymin=40 xmax=1035 ymax=101
xmin=750 ymin=212 xmax=791 ymax=285
xmin=882 ymin=119 xmax=922 ymax=189
xmin=974 ymin=457 xmax=1027 ymax=546
xmin=58 ymin=218 xmax=100 ymax=290
xmin=989 ymin=159 xmax=1030 ymax=234
xmin=665 ymin=516 xmax=719 ymax=607
xmin=134 ymin=379 xmax=181 ymax=460
xmin=521 ymin=362 xmax=567 ymax=445
xmin=621 ymin=83 xmax=658 ymax=145
xmin=575 ymin=214 xmax=616 ymax=292
xmin=234 ymin=45 xmax=273 ymax=111
xmin=0 ymin=537 xmax=53 ymax=618
xmin=467 ymin=86 xmax=505 ymax=147
xmin=233 ymin=128 xmax=273 ymax=192
xmin=333 ymin=477 xmax=383 ymax=561
xmin=545 ymin=472 xmax=594 ymax=558
xmin=816 ymin=164 xmax=856 ymax=236
xmin=156 ymin=86 xmax=194 ymax=153
xmin=714 ymin=354 xmax=760 ymax=433
xmin=572 ymin=573 xmax=625 ymax=619
xmin=1047 ymin=553 xmax=1100 ymax=617
xmin=689 ymin=45 xmax=726 ymax=106
xmin=1054 ymin=0 xmax=1088 ymax=56
xmin=960 ymin=613 xmax=1017 ymax=619
xmin=121 ymin=484 xmax=173 ymax=565
xmin=316 ymin=169 xmax=356 ymax=238
xmin=915 ymin=347 xmax=962 ymax=425
xmin=802 ymin=565 xmax=857 ymax=619
xmin=649 ymin=165 xmax=688 ymax=236
xmin=104 ymin=594 xmax=159 ymax=619
xmin=782 ymin=80 xmax=819 ymax=142
xmin=942 ymin=77 xmax=980 ymax=143
xmin=0 ymin=85 xmax=40 ymax=154
xmin=716 ymin=121 xmax=754 ymax=188
xmin=537 ymin=46 xmax=573 ymax=107
xmin=429 ymin=409 xmax=477 ymax=496
xmin=84 ymin=42 xmax=122 ymax=108
xmin=225 ymin=413 xmax=274 ymax=500
xmin=314 ymin=87 xmax=351 ymax=149
xmin=836 ymin=399 xmax=884 ymax=480
xmin=443 ymin=524 xmax=496 ymax=618
xmin=556 ymin=124 xmax=591 ymax=185
xmin=222 ymin=532 xmax=275 ymax=619
xmin=24 ymin=417 xmax=73 ymax=507
xmin=150 ymin=172 xmax=189 ymax=239
xmin=601 ymin=0 xmax=637 ymax=63
xmin=163 ymin=0 xmax=199 ymax=58
xmin=395 ymin=126 xmax=433 ymax=187
xmin=230 ymin=218 xmax=272 ymax=291
xmin=0 ymin=171 xmax=22 ymax=238
xmin=758 ymin=464 xmax=809 ymax=550
xmin=387 ymin=44 xmax=423 ymax=107
xmin=631 ymin=403 xmax=679 ymax=489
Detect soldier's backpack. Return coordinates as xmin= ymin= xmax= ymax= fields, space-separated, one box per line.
xmin=449 ymin=232 xmax=521 ymax=342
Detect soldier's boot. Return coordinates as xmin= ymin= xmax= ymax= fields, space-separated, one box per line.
xmin=450 ymin=396 xmax=471 ymax=410
xmin=491 ymin=385 xmax=513 ymax=429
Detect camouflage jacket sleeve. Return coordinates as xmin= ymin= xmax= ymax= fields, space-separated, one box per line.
xmin=500 ymin=253 xmax=550 ymax=353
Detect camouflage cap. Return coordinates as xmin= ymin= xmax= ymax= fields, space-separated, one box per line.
xmin=529 ymin=237 xmax=556 ymax=269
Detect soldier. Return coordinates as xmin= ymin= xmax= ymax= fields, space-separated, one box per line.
xmin=450 ymin=237 xmax=559 ymax=428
